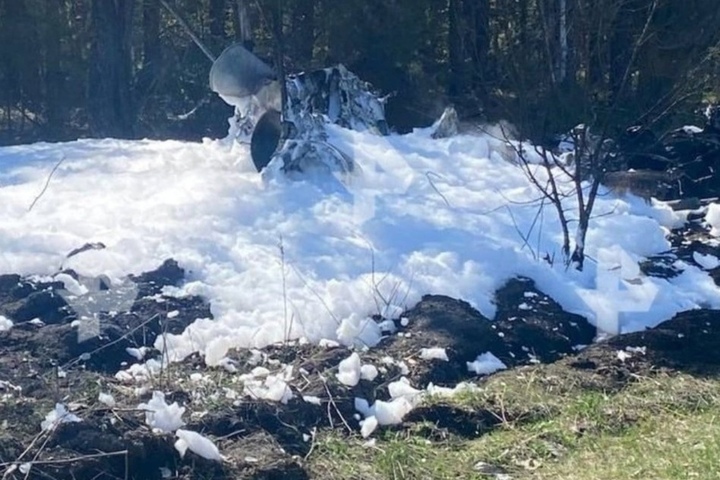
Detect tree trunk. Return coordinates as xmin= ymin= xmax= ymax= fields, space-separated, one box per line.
xmin=87 ymin=0 xmax=135 ymax=138
xmin=290 ymin=0 xmax=315 ymax=67
xmin=537 ymin=0 xmax=557 ymax=85
xmin=609 ymin=1 xmax=635 ymax=101
xmin=43 ymin=0 xmax=67 ymax=137
xmin=518 ymin=0 xmax=528 ymax=48
xmin=209 ymin=0 xmax=226 ymax=41
xmin=475 ymin=0 xmax=490 ymax=79
xmin=137 ymin=0 xmax=161 ymax=98
xmin=142 ymin=0 xmax=160 ymax=73
xmin=448 ymin=0 xmax=465 ymax=99
xmin=558 ymin=0 xmax=568 ymax=83
xmin=462 ymin=0 xmax=490 ymax=92
xmin=232 ymin=0 xmax=254 ymax=51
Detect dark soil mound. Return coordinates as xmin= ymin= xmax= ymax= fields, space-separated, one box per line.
xmin=375 ymin=278 xmax=596 ymax=387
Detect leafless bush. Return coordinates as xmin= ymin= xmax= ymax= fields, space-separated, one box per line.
xmin=510 ymin=125 xmax=608 ymax=271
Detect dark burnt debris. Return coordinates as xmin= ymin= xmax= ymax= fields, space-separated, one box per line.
xmin=555 ymin=105 xmax=720 ymax=201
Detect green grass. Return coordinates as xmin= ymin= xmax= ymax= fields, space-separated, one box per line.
xmin=533 ymin=410 xmax=720 ymax=479
xmin=306 ymin=366 xmax=720 ymax=480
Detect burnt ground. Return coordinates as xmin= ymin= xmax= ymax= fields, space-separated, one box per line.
xmin=0 ymin=220 xmax=719 ymax=479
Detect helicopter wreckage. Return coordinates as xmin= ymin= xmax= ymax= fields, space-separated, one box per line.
xmin=209 ymin=43 xmax=390 ymax=174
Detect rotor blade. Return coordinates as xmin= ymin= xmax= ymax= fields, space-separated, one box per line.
xmin=209 ymin=43 xmax=277 ymax=99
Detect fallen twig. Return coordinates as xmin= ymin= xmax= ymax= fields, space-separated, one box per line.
xmin=28 ymin=155 xmax=65 ymax=212
xmin=321 ymin=377 xmax=353 ymax=433
xmin=1 ymin=450 xmax=129 ymax=469
xmin=59 ymin=313 xmax=161 ymax=371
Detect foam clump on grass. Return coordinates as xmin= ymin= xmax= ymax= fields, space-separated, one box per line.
xmin=706 ymin=203 xmax=720 ymax=236
xmin=337 ymin=353 xmax=380 ymax=386
xmin=426 ymin=381 xmax=477 ymax=397
xmin=370 ymin=398 xmax=415 ymax=425
xmin=467 ymin=352 xmax=507 ymax=375
xmin=138 ymin=391 xmax=186 ymax=433
xmin=420 ymin=347 xmax=449 ymax=361
xmin=98 ymin=392 xmax=116 ymax=407
xmin=241 ymin=366 xmax=294 ymax=403
xmin=40 ymin=403 xmax=82 ymax=431
xmin=337 ymin=352 xmax=362 ymax=386
xmin=115 ymin=358 xmax=164 ymax=383
xmin=388 ymin=377 xmax=423 ymax=400
xmin=336 ymin=315 xmax=383 ymax=349
xmin=360 ymin=415 xmax=379 ymax=438
xmin=354 ymin=378 xmax=423 ymax=427
xmin=175 ymin=429 xmax=223 ymax=461
xmin=354 ymin=377 xmax=480 ymax=436
xmin=360 ymin=364 xmax=379 ymax=381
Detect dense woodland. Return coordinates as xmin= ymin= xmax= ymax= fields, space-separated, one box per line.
xmin=1 ymin=0 xmax=719 ymax=145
